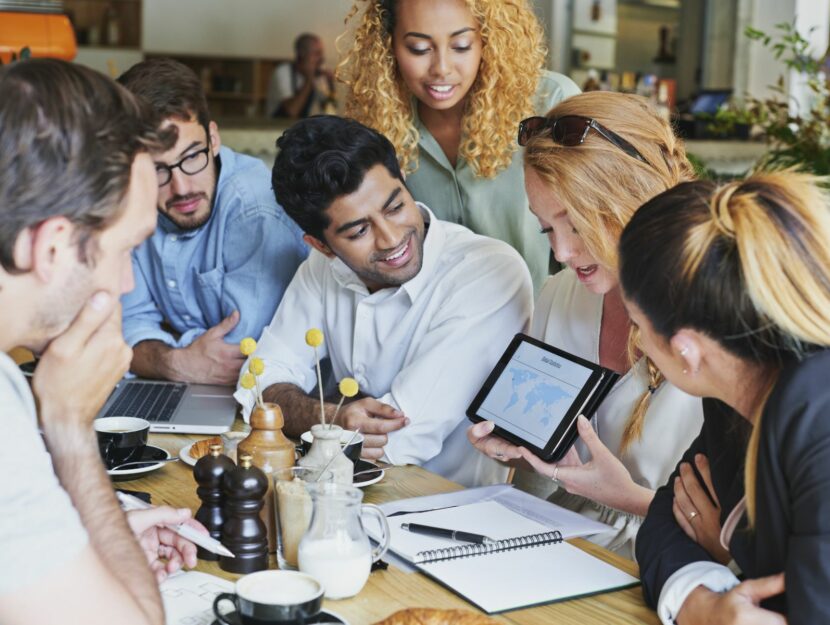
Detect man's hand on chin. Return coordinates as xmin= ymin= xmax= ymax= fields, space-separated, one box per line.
xmin=33 ymin=291 xmax=131 ymax=426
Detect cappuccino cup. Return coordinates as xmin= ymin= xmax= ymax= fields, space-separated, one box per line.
xmin=94 ymin=416 xmax=149 ymax=470
xmin=213 ymin=570 xmax=324 ymax=625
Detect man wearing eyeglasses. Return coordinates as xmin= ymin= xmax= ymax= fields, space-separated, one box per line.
xmin=118 ymin=58 xmax=308 ymax=385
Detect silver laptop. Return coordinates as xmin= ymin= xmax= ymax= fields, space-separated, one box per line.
xmin=96 ymin=378 xmax=237 ymax=434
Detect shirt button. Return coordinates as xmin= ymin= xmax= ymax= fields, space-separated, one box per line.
xmin=169 ymin=235 xmax=178 ymax=242
xmin=167 ymin=279 xmax=177 ymax=289
xmin=183 ymin=314 xmax=191 ymax=321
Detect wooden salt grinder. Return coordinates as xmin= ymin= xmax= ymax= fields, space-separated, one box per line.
xmin=238 ymin=402 xmax=296 ymax=552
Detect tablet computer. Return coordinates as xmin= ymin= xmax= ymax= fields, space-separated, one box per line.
xmin=466 ymin=333 xmax=619 ymax=463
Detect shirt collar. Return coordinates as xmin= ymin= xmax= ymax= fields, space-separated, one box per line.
xmin=329 ymin=202 xmax=445 ymax=303
xmin=412 ymin=102 xmax=462 ymax=174
xmin=157 ymin=146 xmax=228 ymax=237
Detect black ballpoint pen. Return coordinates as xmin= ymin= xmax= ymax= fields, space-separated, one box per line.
xmin=400 ymin=522 xmax=494 ymax=544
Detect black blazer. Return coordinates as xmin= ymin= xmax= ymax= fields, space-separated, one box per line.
xmin=636 ymin=349 xmax=830 ymax=623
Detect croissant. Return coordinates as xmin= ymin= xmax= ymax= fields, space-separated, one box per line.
xmin=188 ymin=436 xmax=222 ymax=461
xmin=373 ymin=608 xmax=497 ymax=625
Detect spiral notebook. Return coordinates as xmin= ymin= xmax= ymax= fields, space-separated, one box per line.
xmin=386 ymin=501 xmax=639 ymax=614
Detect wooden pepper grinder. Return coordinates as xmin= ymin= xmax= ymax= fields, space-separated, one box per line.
xmin=193 ymin=443 xmax=235 ymax=561
xmin=219 ymin=453 xmax=269 ymax=574
xmin=238 ymin=402 xmax=295 ymax=553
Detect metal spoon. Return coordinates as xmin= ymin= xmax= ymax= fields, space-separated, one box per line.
xmin=110 ymin=457 xmax=179 ymax=471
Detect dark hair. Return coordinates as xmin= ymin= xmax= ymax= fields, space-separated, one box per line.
xmin=619 ymin=173 xmax=830 ymax=366
xmin=272 ymin=115 xmax=404 ymax=240
xmin=376 ymin=0 xmax=396 ymax=34
xmin=294 ymin=33 xmax=320 ymax=58
xmin=118 ymin=57 xmax=210 ymax=131
xmin=0 ymin=59 xmax=172 ymax=272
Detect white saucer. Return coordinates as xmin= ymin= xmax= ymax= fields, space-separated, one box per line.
xmin=179 ymin=442 xmax=198 ymax=467
xmin=107 ymin=445 xmax=172 ymax=481
xmin=353 ymin=459 xmax=385 ymax=488
xmin=181 ymin=444 xmax=384 ymax=486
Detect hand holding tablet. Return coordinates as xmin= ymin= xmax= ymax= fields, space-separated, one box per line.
xmin=467 ymin=334 xmax=619 ymax=463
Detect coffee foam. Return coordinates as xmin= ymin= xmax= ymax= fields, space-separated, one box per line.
xmin=238 ymin=573 xmax=321 ymax=605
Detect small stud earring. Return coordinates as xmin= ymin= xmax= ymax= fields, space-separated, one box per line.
xmin=680 ymin=347 xmax=689 ymax=356
xmin=683 ymin=368 xmax=689 ymax=374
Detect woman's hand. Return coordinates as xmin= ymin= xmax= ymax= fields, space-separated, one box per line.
xmin=519 ymin=415 xmax=653 ymax=516
xmin=672 ymin=453 xmax=731 ymax=565
xmin=677 ymin=575 xmax=787 ymax=625
xmin=467 ymin=421 xmax=525 ymax=462
xmin=126 ymin=507 xmax=208 ymax=583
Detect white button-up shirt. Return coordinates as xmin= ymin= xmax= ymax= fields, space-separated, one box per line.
xmin=235 ymin=205 xmax=533 ymax=487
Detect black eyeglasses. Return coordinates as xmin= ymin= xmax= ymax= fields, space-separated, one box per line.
xmin=155 ymin=146 xmax=211 ymax=187
xmin=518 ymin=115 xmax=651 ymax=166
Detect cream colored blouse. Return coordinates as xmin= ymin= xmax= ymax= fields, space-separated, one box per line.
xmin=512 ymin=270 xmax=704 ymax=559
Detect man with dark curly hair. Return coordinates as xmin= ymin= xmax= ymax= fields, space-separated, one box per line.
xmin=234 ymin=116 xmax=533 ymax=487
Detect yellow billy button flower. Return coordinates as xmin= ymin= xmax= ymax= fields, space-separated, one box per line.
xmin=305 ymin=328 xmax=324 ymax=348
xmin=240 ymin=337 xmax=257 ymax=356
xmin=339 ymin=377 xmax=359 ymax=398
xmin=240 ymin=372 xmax=256 ymax=390
xmin=249 ymin=357 xmax=265 ymax=376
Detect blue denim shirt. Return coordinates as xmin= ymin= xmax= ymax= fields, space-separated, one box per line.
xmin=122 ymin=146 xmax=308 ymax=348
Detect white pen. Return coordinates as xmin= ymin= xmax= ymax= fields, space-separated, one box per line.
xmin=115 ymin=491 xmax=235 ymax=558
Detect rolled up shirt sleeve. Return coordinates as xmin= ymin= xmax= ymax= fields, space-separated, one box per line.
xmin=657 ymin=562 xmax=740 ymax=624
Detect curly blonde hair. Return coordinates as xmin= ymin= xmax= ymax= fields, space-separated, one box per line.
xmin=524 ymin=92 xmax=695 ymax=454
xmin=337 ymin=0 xmax=546 ymax=178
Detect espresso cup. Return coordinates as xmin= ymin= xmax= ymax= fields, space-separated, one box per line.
xmin=213 ymin=570 xmax=324 ymax=625
xmin=94 ymin=416 xmax=150 ymax=470
xmin=299 ymin=429 xmax=364 ymax=463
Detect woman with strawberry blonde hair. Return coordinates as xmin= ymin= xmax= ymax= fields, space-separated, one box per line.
xmin=337 ymin=0 xmax=579 ymax=291
xmin=468 ymin=92 xmax=703 ymax=559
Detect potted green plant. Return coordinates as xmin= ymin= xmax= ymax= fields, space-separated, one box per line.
xmin=741 ymin=22 xmax=830 ymax=175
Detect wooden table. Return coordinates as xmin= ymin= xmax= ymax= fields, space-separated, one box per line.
xmin=129 ymin=431 xmax=659 ymax=625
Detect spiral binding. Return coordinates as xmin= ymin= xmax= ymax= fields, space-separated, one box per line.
xmin=413 ymin=530 xmax=563 ymax=564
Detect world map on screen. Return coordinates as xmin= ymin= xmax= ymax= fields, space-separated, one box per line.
xmin=500 ymin=365 xmax=575 ymax=427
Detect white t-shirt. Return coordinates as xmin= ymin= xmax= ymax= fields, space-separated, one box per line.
xmin=235 ymin=205 xmax=534 ymax=487
xmin=0 ymin=352 xmax=88 ymax=594
xmin=513 ymin=270 xmax=704 ymax=559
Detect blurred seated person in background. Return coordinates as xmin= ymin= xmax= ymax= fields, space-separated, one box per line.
xmin=118 ymin=58 xmax=308 ymax=385
xmin=467 ymin=92 xmax=703 ymax=558
xmin=235 ymin=116 xmax=533 ymax=487
xmin=622 ymin=171 xmax=830 ymax=625
xmin=0 ymin=59 xmax=204 ymax=625
xmin=266 ymin=33 xmax=335 ymax=119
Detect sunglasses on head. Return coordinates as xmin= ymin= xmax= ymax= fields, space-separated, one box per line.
xmin=518 ymin=115 xmax=651 ymax=166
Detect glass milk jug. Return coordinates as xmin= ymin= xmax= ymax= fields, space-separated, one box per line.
xmin=297 ymin=482 xmax=390 ymax=599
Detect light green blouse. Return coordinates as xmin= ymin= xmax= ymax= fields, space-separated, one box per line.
xmin=406 ymin=70 xmax=581 ymax=293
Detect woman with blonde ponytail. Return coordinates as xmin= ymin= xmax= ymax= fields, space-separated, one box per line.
xmin=620 ymin=170 xmax=830 ymax=624
xmin=467 ymin=92 xmax=703 ymax=558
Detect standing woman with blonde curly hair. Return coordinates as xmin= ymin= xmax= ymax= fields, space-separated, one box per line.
xmin=337 ymin=0 xmax=579 ymax=291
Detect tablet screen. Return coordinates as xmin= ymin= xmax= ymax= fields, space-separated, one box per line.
xmin=477 ymin=340 xmax=594 ymax=449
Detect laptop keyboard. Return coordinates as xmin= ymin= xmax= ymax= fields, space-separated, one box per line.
xmin=102 ymin=381 xmax=186 ymax=422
